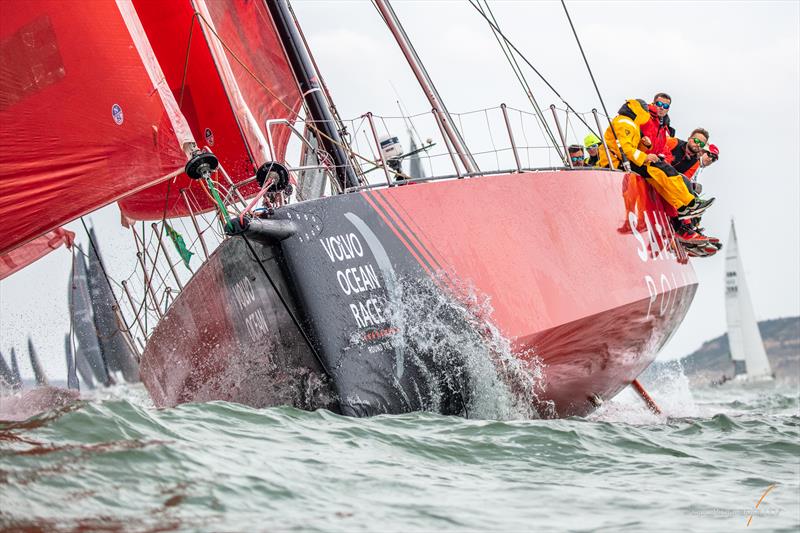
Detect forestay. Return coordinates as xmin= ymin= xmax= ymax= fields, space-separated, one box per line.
xmin=118 ymin=0 xmax=304 ymax=221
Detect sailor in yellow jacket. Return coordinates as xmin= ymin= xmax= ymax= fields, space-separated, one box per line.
xmin=597 ymin=99 xmax=706 ymax=216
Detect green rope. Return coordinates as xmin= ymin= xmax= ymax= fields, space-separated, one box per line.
xmin=204 ymin=176 xmax=231 ymax=226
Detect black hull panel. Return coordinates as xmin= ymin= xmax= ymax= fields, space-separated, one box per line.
xmin=141 ymin=236 xmax=336 ymax=411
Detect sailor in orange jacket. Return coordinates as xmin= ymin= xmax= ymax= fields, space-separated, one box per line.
xmin=597 ymin=99 xmax=712 ymax=220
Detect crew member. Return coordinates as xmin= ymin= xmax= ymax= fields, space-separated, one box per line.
xmin=675 ymin=142 xmax=722 ymax=254
xmin=640 ymin=93 xmax=673 ymax=156
xmin=596 ymin=99 xmax=713 ymax=223
xmin=685 ymin=143 xmax=719 ymax=182
xmin=583 ymin=134 xmax=601 ymax=166
xmin=568 ymin=145 xmax=585 ymax=167
xmin=665 ymin=128 xmax=709 ymax=174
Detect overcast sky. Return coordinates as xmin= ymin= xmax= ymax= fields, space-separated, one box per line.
xmin=296 ymin=0 xmax=800 ymax=361
xmin=1 ymin=0 xmax=798 ymax=381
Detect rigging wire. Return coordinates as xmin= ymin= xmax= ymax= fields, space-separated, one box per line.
xmin=560 ymin=0 xmax=628 ymax=170
xmin=239 ymin=234 xmax=330 ymax=376
xmin=474 ymin=0 xmax=564 ymax=160
xmin=517 ymin=109 xmax=532 ymax=167
xmin=130 ymin=178 xmax=176 ymax=338
xmin=466 ymin=0 xmax=599 ymax=138
xmin=484 ymin=109 xmax=501 ymax=169
xmin=186 ymin=11 xmax=377 ymax=175
xmin=372 ymin=0 xmax=479 ymax=174
xmin=395 ymin=100 xmax=423 ymax=149
xmin=287 ymin=0 xmax=361 ymax=174
xmin=388 ymin=80 xmax=429 ymax=156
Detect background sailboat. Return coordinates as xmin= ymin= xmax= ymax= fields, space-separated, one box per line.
xmin=69 ymin=246 xmax=113 ymax=387
xmin=0 ymin=352 xmax=15 ymax=389
xmin=725 ymin=219 xmax=773 ymax=382
xmin=27 ymin=338 xmax=49 ymax=386
xmin=86 ymin=228 xmax=140 ymax=383
xmin=9 ymin=348 xmax=22 ymax=390
xmin=64 ymin=334 xmax=80 ymax=391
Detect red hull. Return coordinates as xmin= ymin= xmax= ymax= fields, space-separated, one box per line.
xmin=365 ymin=170 xmax=695 ymax=415
xmin=141 ymin=169 xmax=696 ymax=417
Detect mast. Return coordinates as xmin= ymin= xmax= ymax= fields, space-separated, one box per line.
xmin=373 ymin=0 xmax=478 ymax=175
xmin=265 ymin=0 xmax=359 ymax=191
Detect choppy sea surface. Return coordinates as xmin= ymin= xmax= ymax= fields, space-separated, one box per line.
xmin=1 ymin=375 xmax=798 ymax=532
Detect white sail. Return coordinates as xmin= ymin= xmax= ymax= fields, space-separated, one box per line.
xmin=724 ymin=220 xmax=772 ymax=380
xmin=408 ymin=131 xmax=426 ymax=180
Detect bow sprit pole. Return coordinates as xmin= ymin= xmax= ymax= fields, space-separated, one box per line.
xmin=632 ymin=379 xmax=663 ymax=415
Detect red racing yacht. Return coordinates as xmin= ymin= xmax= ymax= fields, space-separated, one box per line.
xmin=0 ymin=0 xmax=696 ymax=418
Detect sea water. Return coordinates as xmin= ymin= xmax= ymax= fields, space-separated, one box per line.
xmin=1 ymin=376 xmax=798 ymax=532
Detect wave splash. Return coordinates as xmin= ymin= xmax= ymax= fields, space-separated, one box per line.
xmin=380 ymin=273 xmax=548 ymax=419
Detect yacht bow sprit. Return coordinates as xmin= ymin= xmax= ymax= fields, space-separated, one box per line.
xmin=0 ymin=0 xmax=702 ymax=417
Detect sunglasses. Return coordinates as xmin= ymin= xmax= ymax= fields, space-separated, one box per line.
xmin=654 ymin=101 xmax=670 ymax=109
xmin=570 ymin=156 xmax=583 ymax=162
xmin=586 ymin=144 xmax=599 ymax=149
xmin=692 ymin=137 xmax=706 ymax=148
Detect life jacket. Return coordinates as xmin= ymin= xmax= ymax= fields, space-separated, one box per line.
xmin=597 ymin=99 xmax=651 ymax=169
xmin=683 ymin=161 xmax=701 ymax=179
xmin=639 ymin=107 xmax=671 ymax=156
xmin=664 ymin=138 xmax=698 ymax=174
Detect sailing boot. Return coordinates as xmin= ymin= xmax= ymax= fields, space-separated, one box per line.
xmin=675 ymin=224 xmax=710 ymax=245
xmin=694 ymin=226 xmax=722 ymax=251
xmin=677 ymin=197 xmax=715 ymax=220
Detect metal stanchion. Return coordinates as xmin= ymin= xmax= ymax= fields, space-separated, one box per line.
xmin=364 ymin=112 xmax=393 ymax=185
xmin=432 ymin=109 xmax=462 ymax=177
xmin=501 ymin=104 xmax=522 ymax=172
xmin=121 ymin=280 xmax=147 ymax=341
xmin=592 ymin=108 xmax=615 ymax=170
xmin=550 ymin=104 xmax=571 ymax=168
xmin=136 ymin=252 xmax=162 ymax=319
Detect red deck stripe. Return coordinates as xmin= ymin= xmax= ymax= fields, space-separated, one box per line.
xmin=360 ymin=191 xmax=431 ymax=275
xmin=373 ymin=189 xmax=448 ymax=274
xmin=373 ymin=189 xmax=459 ymax=292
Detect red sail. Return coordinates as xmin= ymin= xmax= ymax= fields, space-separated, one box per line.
xmin=118 ymin=0 xmax=303 ymax=221
xmin=0 ymin=228 xmax=75 ymax=280
xmin=0 ymin=0 xmax=194 ymax=255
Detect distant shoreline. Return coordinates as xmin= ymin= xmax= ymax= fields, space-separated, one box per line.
xmin=664 ymin=316 xmax=799 ymax=385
